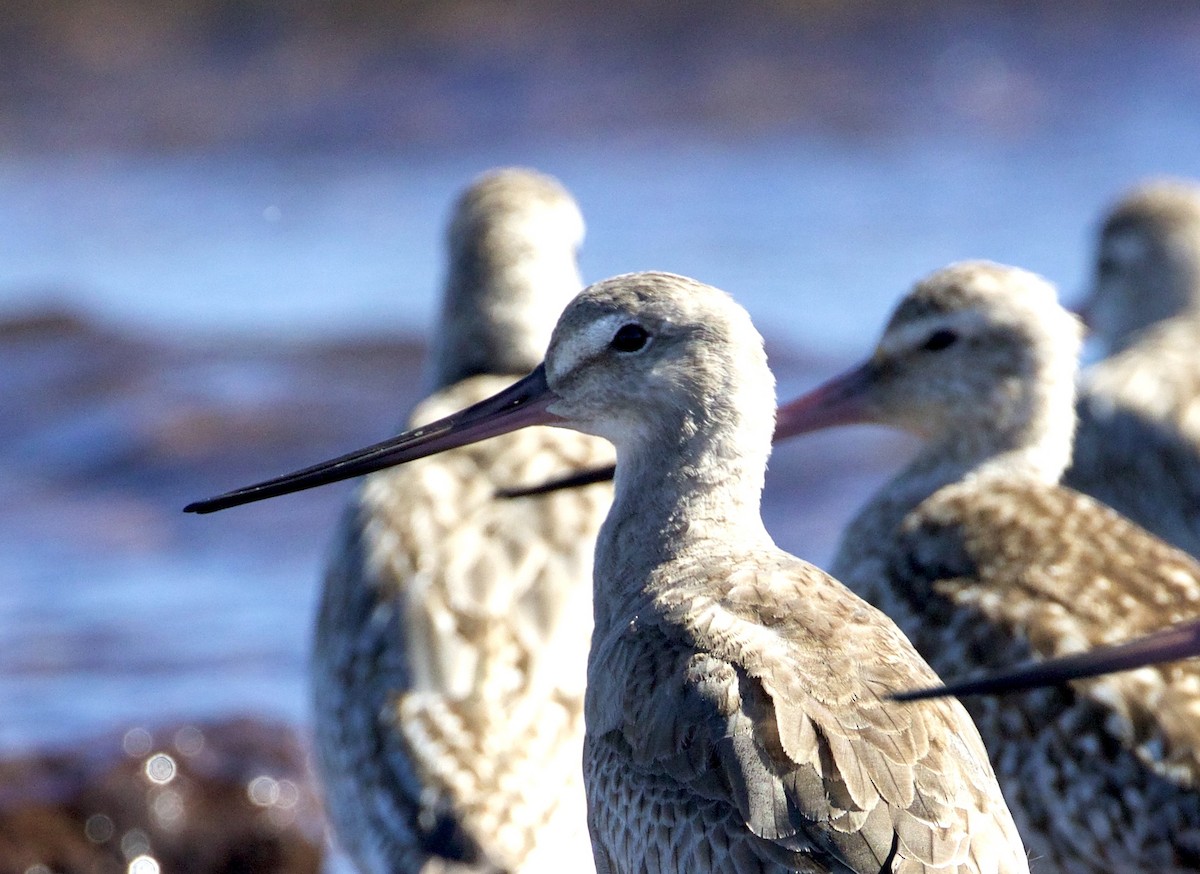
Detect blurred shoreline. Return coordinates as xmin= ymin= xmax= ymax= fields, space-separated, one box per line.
xmin=4 ymin=1 xmax=1198 ymax=155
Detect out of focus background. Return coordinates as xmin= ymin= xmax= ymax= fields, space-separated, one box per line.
xmin=2 ymin=1 xmax=1199 ymax=870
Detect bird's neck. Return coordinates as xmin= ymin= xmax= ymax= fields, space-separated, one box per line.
xmin=591 ymin=416 xmax=775 ymax=632
xmin=866 ymin=370 xmax=1077 ymax=541
xmin=427 ymin=254 xmax=581 ymax=390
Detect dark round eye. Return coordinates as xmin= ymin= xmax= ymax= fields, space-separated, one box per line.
xmin=922 ymin=329 xmax=958 ymax=352
xmin=1097 ymin=254 xmax=1121 ymax=277
xmin=610 ymin=323 xmax=650 ymax=353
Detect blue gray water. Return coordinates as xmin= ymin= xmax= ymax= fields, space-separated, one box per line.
xmin=7 ymin=130 xmax=1200 ymax=358
xmin=2 ymin=12 xmax=1200 ymax=873
xmin=6 ymin=126 xmax=1199 ymax=753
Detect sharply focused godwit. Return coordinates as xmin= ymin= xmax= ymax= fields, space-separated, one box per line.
xmin=776 ymin=261 xmax=1200 ymax=871
xmin=240 ymin=168 xmax=616 ymax=873
xmin=1066 ymin=179 xmax=1200 ymax=557
xmin=189 ymin=271 xmax=1028 ymax=873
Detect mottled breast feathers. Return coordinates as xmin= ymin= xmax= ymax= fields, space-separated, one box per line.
xmin=316 ymin=374 xmax=614 ymax=872
xmin=896 ymin=475 xmax=1200 ymax=787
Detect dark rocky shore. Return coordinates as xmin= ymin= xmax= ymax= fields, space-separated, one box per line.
xmin=0 ymin=717 xmax=323 ymax=874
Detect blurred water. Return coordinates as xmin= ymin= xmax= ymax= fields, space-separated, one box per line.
xmin=5 ymin=129 xmax=1200 ymax=714
xmin=5 ymin=129 xmax=1200 ymax=359
xmin=5 ymin=122 xmax=1200 ymax=750
xmin=0 ymin=544 xmax=315 ymax=747
xmin=1 ymin=4 xmax=1200 ymax=867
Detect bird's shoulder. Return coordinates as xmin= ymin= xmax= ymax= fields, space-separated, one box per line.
xmin=904 ymin=475 xmax=1200 ymax=637
xmin=587 ymin=552 xmax=1026 ymax=872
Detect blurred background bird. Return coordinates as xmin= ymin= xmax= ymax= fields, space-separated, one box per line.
xmin=1066 ymin=180 xmax=1200 ymax=558
xmin=310 ymin=168 xmax=613 ymax=873
xmin=774 ymin=261 xmax=1200 ymax=872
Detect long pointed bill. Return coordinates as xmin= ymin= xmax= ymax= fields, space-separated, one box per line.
xmin=773 ymin=359 xmax=877 ymax=440
xmin=891 ymin=618 xmax=1200 ymax=702
xmin=185 ymin=365 xmax=561 ymax=514
xmin=496 ymin=463 xmax=617 ymax=499
xmin=499 ymin=358 xmax=881 ymax=499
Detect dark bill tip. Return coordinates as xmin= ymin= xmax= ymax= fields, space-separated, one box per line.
xmin=890 ymin=618 xmax=1200 ymax=702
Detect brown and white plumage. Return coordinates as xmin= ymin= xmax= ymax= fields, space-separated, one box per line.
xmin=582 ymin=551 xmax=1026 ymax=874
xmin=311 ymin=168 xmax=614 ymax=873
xmin=777 ymin=261 xmax=1200 ymax=871
xmin=191 ymin=271 xmax=1029 ymax=873
xmin=549 ymin=274 xmax=1024 ymax=873
xmin=1066 ymin=180 xmax=1200 ymax=557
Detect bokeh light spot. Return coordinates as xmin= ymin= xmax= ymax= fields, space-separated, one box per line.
xmin=151 ymin=788 xmax=185 ymax=828
xmin=173 ymin=725 xmax=205 ymax=756
xmin=120 ymin=828 xmax=151 ymax=859
xmin=122 ymin=728 xmax=153 ymax=758
xmin=128 ymin=856 xmax=160 ymax=874
xmin=247 ymin=774 xmax=280 ymax=806
xmin=274 ymin=778 xmax=299 ymax=809
xmin=144 ymin=752 xmax=176 ymax=784
xmin=85 ymin=812 xmax=115 ymax=843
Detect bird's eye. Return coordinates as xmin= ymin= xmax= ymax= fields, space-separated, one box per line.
xmin=1097 ymin=254 xmax=1121 ymax=277
xmin=922 ymin=329 xmax=958 ymax=352
xmin=610 ymin=323 xmax=650 ymax=353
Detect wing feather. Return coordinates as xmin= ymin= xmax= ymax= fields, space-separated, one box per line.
xmin=901 ymin=476 xmax=1200 ymax=785
xmin=589 ymin=552 xmax=1027 ymax=872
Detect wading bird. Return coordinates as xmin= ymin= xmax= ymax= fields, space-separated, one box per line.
xmin=775 ymin=261 xmax=1200 ymax=872
xmin=234 ymin=168 xmax=614 ymax=873
xmin=1067 ymin=179 xmax=1200 ymax=558
xmin=189 ymin=271 xmax=1028 ymax=873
